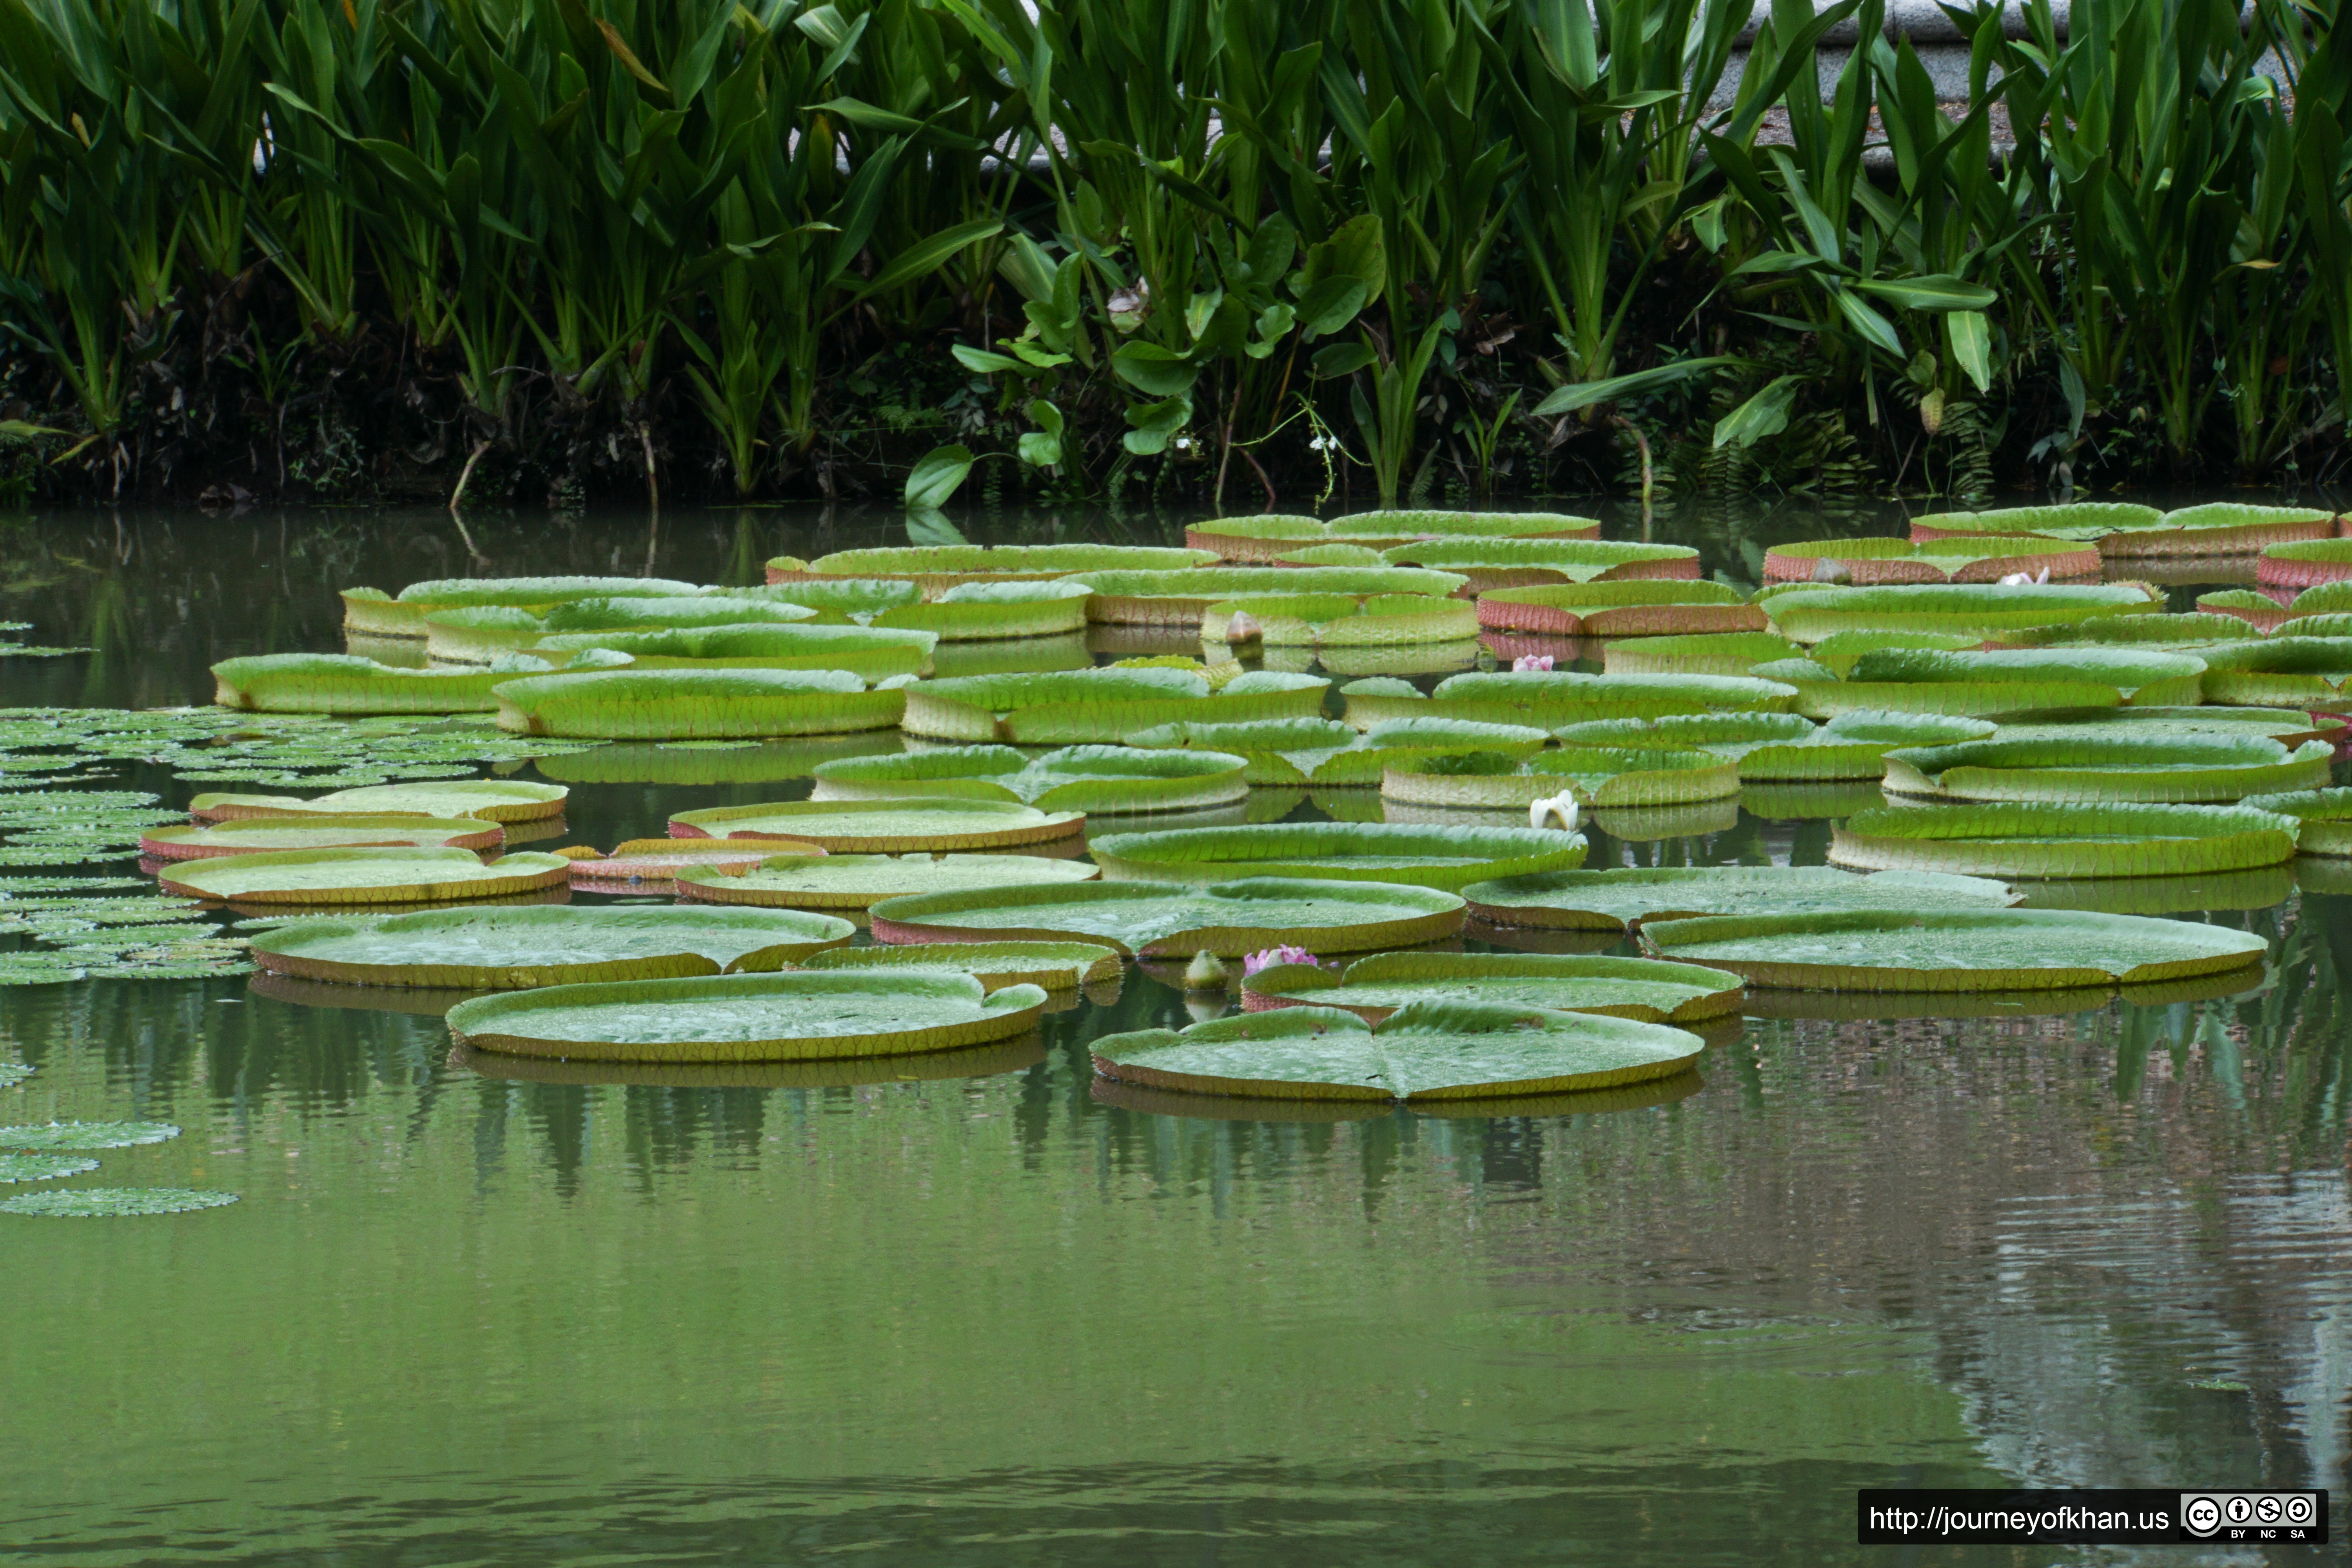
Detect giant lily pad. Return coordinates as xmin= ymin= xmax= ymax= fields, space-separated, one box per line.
xmin=248 ymin=904 xmax=855 ymax=988
xmin=1706 ymin=711 xmax=1995 ymax=782
xmin=423 ymin=596 xmax=820 ymax=662
xmin=1909 ymin=501 xmax=2322 ymax=557
xmin=2195 ymin=638 xmax=2352 ymax=709
xmin=2241 ymin=788 xmax=2352 ymax=857
xmin=1461 ymin=866 xmax=2015 ymax=930
xmin=0 ymin=1154 xmax=99 ymax=1182
xmin=213 ymin=654 xmax=555 ymax=714
xmin=1376 ymin=539 xmax=1701 ymax=590
xmin=1340 ymin=671 xmax=1796 ymax=729
xmin=1241 ymin=951 xmax=1743 ymax=1025
xmin=1599 ymin=633 xmax=1803 ymax=677
xmin=670 ymin=799 xmax=1083 ymax=850
xmin=1882 ymin=731 xmax=2332 ymax=803
xmin=1906 ymin=502 xmax=2162 ymax=542
xmin=1127 ymin=716 xmax=1549 ymax=786
xmin=530 ymin=622 xmax=935 ymax=681
xmin=1187 ymin=510 xmax=1599 ymax=562
xmin=1762 ymin=583 xmax=2163 ymax=644
xmin=1994 ymin=612 xmax=2265 ymax=650
xmin=796 ymin=940 xmax=1122 ymax=991
xmin=1763 ymin=535 xmax=2103 ymax=584
xmin=0 ymin=1188 xmax=240 ymax=1217
xmin=446 ymin=970 xmax=1051 ymax=1062
xmin=1201 ymin=593 xmax=1481 ymax=647
xmin=1088 ymin=821 xmax=1586 ymax=890
xmin=564 ymin=838 xmax=815 ymax=891
xmin=452 ymin=1036 xmax=1047 ymax=1089
xmin=339 ymin=577 xmax=702 ymax=638
xmin=1641 ymin=907 xmax=2265 ymax=991
xmin=1753 ymin=655 xmax=2134 ymax=722
xmin=865 ymin=580 xmax=1094 ymax=640
xmin=771 ymin=544 xmax=1218 ymax=596
xmin=1473 ymin=580 xmax=1763 ymax=637
xmin=531 ymin=733 xmax=901 ymax=786
xmin=190 ymin=780 xmax=568 ymax=823
xmin=900 ymin=667 xmax=1327 ymax=743
xmin=1382 ymin=746 xmax=1740 ymax=810
xmin=1055 ymin=566 xmax=1469 ymax=626
xmin=810 ymin=745 xmax=1248 ymax=813
xmin=159 ymin=847 xmax=573 ymax=904
xmin=1829 ymin=802 xmax=2298 ymax=878
xmin=869 ymin=876 xmax=1464 ymax=956
xmin=0 ymin=1120 xmax=178 ymax=1150
xmin=492 ymin=669 xmax=905 ymax=739
xmin=677 ymin=853 xmax=1099 ymax=909
xmin=1848 ymin=647 xmax=2209 ymax=705
xmin=140 ymin=814 xmax=504 ymax=861
xmin=1091 ymin=1000 xmax=1703 ymax=1103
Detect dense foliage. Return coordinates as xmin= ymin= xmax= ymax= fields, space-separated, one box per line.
xmin=0 ymin=0 xmax=2345 ymax=506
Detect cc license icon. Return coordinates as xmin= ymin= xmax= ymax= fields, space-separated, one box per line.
xmin=2182 ymin=1496 xmax=2223 ymax=1537
xmin=2286 ymin=1494 xmax=2317 ymax=1526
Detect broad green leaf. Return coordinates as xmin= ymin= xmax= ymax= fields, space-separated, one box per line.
xmin=1463 ymin=866 xmax=2016 ymax=931
xmin=868 ymin=875 xmax=1465 ymax=957
xmin=678 ymin=852 xmax=1099 ymax=910
xmin=159 ymin=848 xmax=574 ymax=906
xmin=1241 ymin=951 xmax=1744 ymax=1025
xmin=905 ymin=445 xmax=976 ymax=509
xmin=1089 ymin=821 xmax=1588 ymax=891
xmin=671 ymin=798 xmax=1083 ymax=850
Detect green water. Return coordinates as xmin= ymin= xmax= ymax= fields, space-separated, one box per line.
xmin=1 ymin=504 xmax=2347 ymax=1566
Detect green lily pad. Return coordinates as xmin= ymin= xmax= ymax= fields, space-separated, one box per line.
xmin=2196 ymin=637 xmax=2352 ymax=707
xmin=1383 ymin=746 xmax=1740 ymax=810
xmin=1830 ymin=802 xmax=2298 ymax=879
xmin=774 ymin=544 xmax=1218 ymax=593
xmin=140 ymin=814 xmax=506 ymax=861
xmin=870 ymin=580 xmax=1096 ymax=640
xmin=528 ymin=622 xmax=935 ymax=681
xmin=212 ymin=653 xmax=559 ymax=714
xmin=446 ymin=969 xmax=1051 ymax=1063
xmin=901 ymin=667 xmax=1328 ymax=744
xmin=0 ymin=1120 xmax=179 ymax=1150
xmin=1376 ymin=538 xmax=1701 ymax=590
xmin=0 ymin=955 xmax=89 ymax=985
xmin=159 ymin=847 xmax=574 ymax=905
xmin=532 ymin=733 xmax=902 ymax=786
xmin=1473 ymin=580 xmax=1764 ymax=637
xmin=1600 ymin=632 xmax=1802 ymax=677
xmin=1241 ymin=951 xmax=1743 ymax=1025
xmin=0 ymin=1187 xmax=240 ymax=1217
xmin=670 ymin=799 xmax=1085 ymax=851
xmin=1127 ymin=716 xmax=1550 ymax=787
xmin=492 ymin=669 xmax=905 ymax=740
xmin=1201 ymin=593 xmax=1482 ymax=647
xmin=1092 ymin=999 xmax=1704 ymax=1103
xmin=677 ymin=853 xmax=1099 ymax=910
xmin=341 ymin=577 xmax=703 ymax=637
xmin=869 ymin=875 xmax=1465 ymax=956
xmin=1907 ymin=501 xmax=2164 ymax=543
xmin=2239 ymin=788 xmax=2352 ymax=856
xmin=1764 ymin=535 xmax=2103 ymax=584
xmin=1883 ymin=731 xmax=2333 ymax=803
xmin=796 ymin=940 xmax=1122 ymax=991
xmin=1340 ymin=671 xmax=1796 ymax=729
xmin=1187 ymin=511 xmax=1599 ymax=562
xmin=1462 ymin=866 xmax=2018 ymax=931
xmin=422 ymin=596 xmax=820 ymax=662
xmin=1053 ymin=566 xmax=1468 ymax=626
xmin=1762 ymin=583 xmax=2164 ymax=644
xmin=1641 ymin=907 xmax=2266 ymax=991
xmin=810 ymin=744 xmax=1248 ymax=813
xmin=190 ymin=780 xmax=568 ymax=823
xmin=249 ymin=904 xmax=855 ymax=989
xmin=1091 ymin=821 xmax=1587 ymax=890
xmin=0 ymin=1153 xmax=97 ymax=1181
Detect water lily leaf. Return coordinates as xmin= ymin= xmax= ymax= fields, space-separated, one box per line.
xmin=1376 ymin=539 xmax=1700 ymax=592
xmin=1907 ymin=502 xmax=2163 ymax=543
xmin=811 ymin=744 xmax=1248 ymax=813
xmin=1342 ymin=671 xmax=1796 ymax=729
xmin=796 ymin=940 xmax=1122 ymax=990
xmin=446 ymin=970 xmax=1050 ymax=1063
xmin=0 ymin=1154 xmax=97 ymax=1181
xmin=564 ymin=839 xmax=809 ymax=890
xmin=1463 ymin=866 xmax=2017 ymax=931
xmin=1641 ymin=907 xmax=2265 ymax=991
xmin=492 ymin=669 xmax=904 ymax=740
xmin=869 ymin=875 xmax=1463 ymax=956
xmin=1763 ymin=535 xmax=2102 ymax=585
xmin=1599 ymin=632 xmax=1801 ymax=677
xmin=1763 ymin=584 xmax=2163 ymax=644
xmin=677 ymin=852 xmax=1099 ymax=909
xmin=902 ymin=667 xmax=1328 ymax=744
xmin=0 ymin=1187 xmax=240 ymax=1216
xmin=1830 ymin=802 xmax=2298 ymax=879
xmin=1883 ymin=732 xmax=2332 ymax=803
xmin=1383 ymin=746 xmax=1740 ymax=810
xmin=141 ymin=815 xmax=505 ymax=861
xmin=531 ymin=622 xmax=936 ymax=681
xmin=1089 ymin=821 xmax=1586 ymax=891
xmin=341 ymin=577 xmax=702 ymax=637
xmin=1187 ymin=512 xmax=1599 ymax=563
xmin=189 ymin=780 xmax=566 ymax=824
xmin=2243 ymin=788 xmax=2352 ymax=856
xmin=1059 ymin=566 xmax=1468 ymax=627
xmin=671 ymin=799 xmax=1084 ymax=851
xmin=1091 ymin=998 xmax=1703 ymax=1103
xmin=773 ymin=544 xmax=1217 ymax=596
xmin=249 ymin=904 xmax=856 ymax=989
xmin=211 ymin=654 xmax=552 ymax=714
xmin=1241 ymin=951 xmax=1743 ymax=1025
xmin=1474 ymin=581 xmax=1764 ymax=638
xmin=0 ymin=1120 xmax=178 ymax=1150
xmin=423 ymin=597 xmax=822 ymax=663
xmin=1848 ymin=647 xmax=2209 ymax=705
xmin=159 ymin=847 xmax=573 ymax=905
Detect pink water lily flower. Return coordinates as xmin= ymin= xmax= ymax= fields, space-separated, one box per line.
xmin=1512 ymin=654 xmax=1555 ymax=672
xmin=1242 ymin=945 xmax=1318 ymax=976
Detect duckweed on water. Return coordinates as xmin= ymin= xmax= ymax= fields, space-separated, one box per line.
xmin=0 ymin=1188 xmax=241 ymax=1217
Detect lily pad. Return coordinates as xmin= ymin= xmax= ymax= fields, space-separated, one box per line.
xmin=1702 ymin=710 xmax=1996 ymax=782
xmin=421 ymin=596 xmax=822 ymax=662
xmin=1908 ymin=502 xmax=2180 ymax=547
xmin=678 ymin=852 xmax=1099 ymax=909
xmin=190 ymin=780 xmax=568 ymax=824
xmin=212 ymin=654 xmax=550 ymax=714
xmin=492 ymin=669 xmax=905 ymax=740
xmin=1762 ymin=583 xmax=2164 ymax=644
xmin=1054 ymin=566 xmax=1468 ymax=626
xmin=2241 ymin=788 xmax=2352 ymax=856
xmin=796 ymin=940 xmax=1122 ymax=990
xmin=446 ymin=970 xmax=1051 ymax=1063
xmin=532 ymin=733 xmax=902 ymax=786
xmin=1601 ymin=633 xmax=1802 ymax=677
xmin=1092 ymin=999 xmax=1704 ymax=1103
xmin=670 ymin=799 xmax=1085 ymax=851
xmin=249 ymin=904 xmax=856 ymax=988
xmin=1201 ymin=593 xmax=1482 ymax=648
xmin=0 ymin=1154 xmax=98 ymax=1181
xmin=1763 ymin=535 xmax=2103 ymax=584
xmin=159 ymin=847 xmax=574 ymax=905
xmin=1640 ymin=907 xmax=2266 ymax=991
xmin=1463 ymin=865 xmax=2016 ymax=930
xmin=1089 ymin=821 xmax=1588 ymax=890
xmin=900 ymin=667 xmax=1328 ymax=743
xmin=530 ymin=622 xmax=936 ymax=681
xmin=140 ymin=814 xmax=505 ymax=861
xmin=1376 ymin=538 xmax=1702 ymax=591
xmin=810 ymin=744 xmax=1248 ymax=813
xmin=772 ymin=544 xmax=1219 ymax=595
xmin=1473 ymin=580 xmax=1765 ymax=637
xmin=1241 ymin=951 xmax=1743 ymax=1025
xmin=1382 ymin=746 xmax=1740 ymax=809
xmin=0 ymin=1187 xmax=240 ymax=1217
xmin=0 ymin=1120 xmax=179 ymax=1150
xmin=1188 ymin=510 xmax=1599 ymax=561
xmin=564 ymin=838 xmax=809 ymax=890
xmin=869 ymin=876 xmax=1465 ymax=956
xmin=340 ymin=576 xmax=703 ymax=637
xmin=1127 ymin=716 xmax=1549 ymax=786
xmin=1829 ymin=802 xmax=2298 ymax=879
xmin=451 ymin=1036 xmax=1046 ymax=1089
xmin=1341 ymin=671 xmax=1796 ymax=730
xmin=2196 ymin=638 xmax=2352 ymax=709
xmin=1882 ymin=732 xmax=2332 ymax=803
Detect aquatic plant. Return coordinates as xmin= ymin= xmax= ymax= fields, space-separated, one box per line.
xmin=189 ymin=780 xmax=567 ymax=824
xmin=1340 ymin=670 xmax=1796 ymax=728
xmin=158 ymin=846 xmax=574 ymax=904
xmin=490 ymin=669 xmax=906 ymax=740
xmin=1383 ymin=746 xmax=1740 ymax=811
xmin=1239 ymin=951 xmax=1743 ymax=1026
xmin=676 ymin=853 xmax=1100 ymax=911
xmin=899 ymin=667 xmax=1327 ymax=743
xmin=1762 ymin=536 xmax=2102 ymax=585
xmin=212 ymin=654 xmax=550 ymax=715
xmin=1459 ymin=866 xmax=2016 ymax=931
xmin=1829 ymin=802 xmax=2298 ymax=878
xmin=140 ymin=815 xmax=505 ymax=861
xmin=867 ymin=877 xmax=1466 ymax=957
xmin=1087 ymin=821 xmax=1588 ymax=891
xmin=810 ymin=745 xmax=1249 ymax=813
xmin=1881 ymin=731 xmax=2333 ymax=804
xmin=795 ymin=942 xmax=1123 ymax=992
xmin=1199 ymin=593 xmax=1481 ymax=648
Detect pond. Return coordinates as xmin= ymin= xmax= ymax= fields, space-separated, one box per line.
xmin=1 ymin=501 xmax=2346 ymax=1566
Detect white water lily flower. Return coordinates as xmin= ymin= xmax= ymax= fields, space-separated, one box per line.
xmin=1225 ymin=610 xmax=1262 ymax=642
xmin=1529 ymin=791 xmax=1579 ymax=832
xmin=1998 ymin=568 xmax=2051 ymax=586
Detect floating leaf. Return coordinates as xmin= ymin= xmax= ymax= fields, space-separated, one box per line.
xmin=1383 ymin=746 xmax=1739 ymax=810
xmin=677 ymin=852 xmax=1098 ymax=909
xmin=1764 ymin=535 xmax=2102 ymax=584
xmin=1090 ymin=821 xmax=1588 ymax=890
xmin=1830 ymin=802 xmax=2298 ymax=879
xmin=531 ymin=622 xmax=936 ymax=681
xmin=1376 ymin=538 xmax=1701 ymax=591
xmin=0 ymin=1120 xmax=178 ymax=1150
xmin=1055 ymin=566 xmax=1468 ymax=627
xmin=774 ymin=544 xmax=1217 ymax=595
xmin=1128 ymin=716 xmax=1550 ymax=786
xmin=211 ymin=655 xmax=548 ymax=714
xmin=810 ymin=744 xmax=1248 ymax=813
xmin=0 ymin=1187 xmax=240 ymax=1217
xmin=1187 ymin=511 xmax=1598 ymax=562
xmin=797 ymin=940 xmax=1122 ymax=990
xmin=1763 ymin=584 xmax=2163 ymax=644
xmin=671 ymin=799 xmax=1084 ymax=851
xmin=0 ymin=1153 xmax=96 ymax=1181
xmin=1463 ymin=866 xmax=2017 ymax=931
xmin=1883 ymin=732 xmax=2332 ymax=803
xmin=341 ymin=577 xmax=702 ymax=637
xmin=1341 ymin=671 xmax=1795 ymax=728
xmin=902 ymin=667 xmax=1328 ymax=744
xmin=1201 ymin=592 xmax=1481 ymax=648
xmin=1241 ymin=951 xmax=1742 ymax=1025
xmin=491 ymin=669 xmax=904 ymax=740
xmin=1474 ymin=580 xmax=1764 ymax=638
xmin=190 ymin=780 xmax=567 ymax=824
xmin=141 ymin=815 xmax=505 ymax=861
xmin=159 ymin=848 xmax=574 ymax=905
xmin=0 ymin=1063 xmax=30 ymax=1087
xmin=870 ymin=876 xmax=1464 ymax=956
